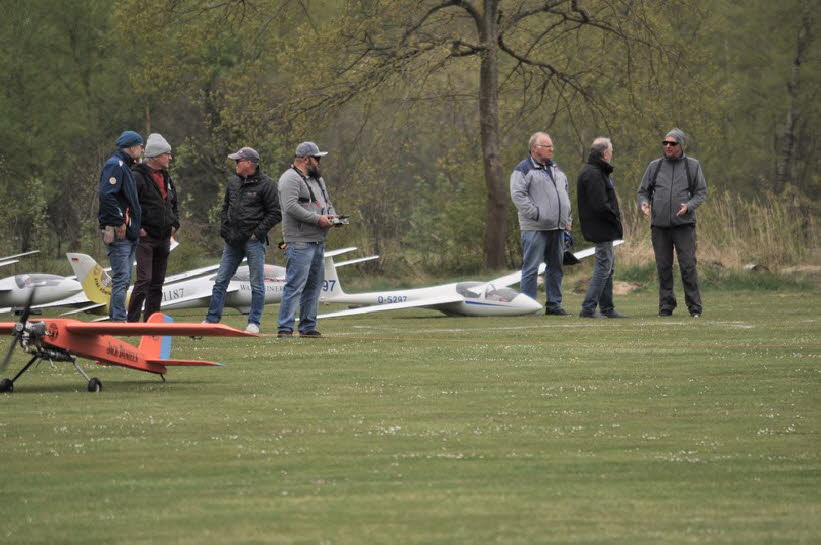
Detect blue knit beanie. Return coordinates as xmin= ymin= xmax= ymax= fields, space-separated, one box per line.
xmin=116 ymin=130 xmax=144 ymax=148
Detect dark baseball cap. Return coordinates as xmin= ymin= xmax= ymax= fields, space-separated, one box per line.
xmin=227 ymin=146 xmax=260 ymax=163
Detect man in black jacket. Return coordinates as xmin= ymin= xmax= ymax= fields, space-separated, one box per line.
xmin=204 ymin=146 xmax=281 ymax=334
xmin=127 ymin=133 xmax=179 ymax=322
xmin=577 ymin=137 xmax=627 ymax=319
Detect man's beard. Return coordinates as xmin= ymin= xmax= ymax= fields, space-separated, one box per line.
xmin=307 ymin=164 xmax=322 ymax=178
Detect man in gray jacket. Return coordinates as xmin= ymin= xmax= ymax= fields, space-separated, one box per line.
xmin=637 ymin=128 xmax=707 ymax=317
xmin=510 ymin=132 xmax=572 ymax=316
xmin=277 ymin=141 xmax=337 ymax=338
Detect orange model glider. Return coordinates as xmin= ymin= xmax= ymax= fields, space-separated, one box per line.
xmin=0 ymin=306 xmax=255 ymax=393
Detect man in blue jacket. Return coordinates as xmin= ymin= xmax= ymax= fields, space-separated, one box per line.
xmin=98 ymin=130 xmax=143 ymax=322
xmin=577 ymin=137 xmax=627 ymax=319
xmin=510 ymin=132 xmax=573 ymax=316
xmin=637 ymin=128 xmax=707 ymax=318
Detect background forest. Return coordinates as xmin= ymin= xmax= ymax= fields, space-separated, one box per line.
xmin=0 ymin=0 xmax=817 ymax=277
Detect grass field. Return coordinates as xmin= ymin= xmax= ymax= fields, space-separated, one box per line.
xmin=1 ymin=288 xmax=819 ymax=544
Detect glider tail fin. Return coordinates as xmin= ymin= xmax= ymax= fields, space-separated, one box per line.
xmin=66 ymin=253 xmax=112 ymax=304
xmin=321 ymin=254 xmax=346 ymax=300
xmin=139 ymin=313 xmax=173 ymax=360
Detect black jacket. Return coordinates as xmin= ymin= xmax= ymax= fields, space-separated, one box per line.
xmin=132 ymin=163 xmax=179 ymax=239
xmin=219 ymin=167 xmax=282 ymax=245
xmin=576 ymin=155 xmax=623 ymax=243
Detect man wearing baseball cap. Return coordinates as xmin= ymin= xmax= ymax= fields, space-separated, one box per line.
xmin=276 ymin=141 xmax=337 ymax=338
xmin=98 ymin=130 xmax=144 ymax=322
xmin=203 ymin=146 xmax=281 ymax=334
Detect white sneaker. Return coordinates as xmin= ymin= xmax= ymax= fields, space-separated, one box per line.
xmin=245 ymin=323 xmax=260 ymax=334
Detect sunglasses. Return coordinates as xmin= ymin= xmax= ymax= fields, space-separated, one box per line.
xmin=662 ymin=141 xmax=679 ymax=147
xmin=311 ymin=156 xmax=322 ymax=162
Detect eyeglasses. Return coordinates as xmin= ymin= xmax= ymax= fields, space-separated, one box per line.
xmin=311 ymin=156 xmax=322 ymax=162
xmin=662 ymin=141 xmax=679 ymax=147
xmin=534 ymin=144 xmax=554 ymax=150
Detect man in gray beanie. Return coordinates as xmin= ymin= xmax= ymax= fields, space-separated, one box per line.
xmin=637 ymin=128 xmax=708 ymax=317
xmin=127 ymin=133 xmax=180 ymax=322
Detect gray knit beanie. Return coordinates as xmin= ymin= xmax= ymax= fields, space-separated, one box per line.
xmin=144 ymin=133 xmax=172 ymax=158
xmin=665 ymin=128 xmax=686 ymax=147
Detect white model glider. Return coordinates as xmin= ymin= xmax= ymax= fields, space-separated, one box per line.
xmin=0 ymin=250 xmax=40 ymax=269
xmin=317 ymin=240 xmax=623 ymax=319
xmin=62 ymin=248 xmax=375 ymax=317
xmin=0 ymin=273 xmax=83 ymax=310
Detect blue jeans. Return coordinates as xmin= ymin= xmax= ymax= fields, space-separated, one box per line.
xmin=520 ymin=229 xmax=564 ymax=310
xmin=205 ymin=240 xmax=266 ymax=326
xmin=277 ymin=242 xmax=325 ymax=334
xmin=581 ymin=242 xmax=615 ymax=315
xmin=106 ymin=239 xmax=137 ymax=322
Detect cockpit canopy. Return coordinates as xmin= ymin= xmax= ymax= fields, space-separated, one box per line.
xmin=219 ymin=264 xmax=285 ymax=283
xmin=455 ymin=281 xmax=520 ymax=302
xmin=14 ymin=274 xmax=65 ymax=289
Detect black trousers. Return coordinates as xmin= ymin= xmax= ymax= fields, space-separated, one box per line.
xmin=651 ymin=225 xmax=702 ymax=314
xmin=127 ymin=235 xmax=171 ymax=322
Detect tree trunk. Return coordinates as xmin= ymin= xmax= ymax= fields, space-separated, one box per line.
xmin=775 ymin=15 xmax=810 ymax=191
xmin=478 ymin=0 xmax=506 ymax=269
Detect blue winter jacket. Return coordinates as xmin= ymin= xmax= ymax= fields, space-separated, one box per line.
xmin=98 ymin=149 xmax=142 ymax=241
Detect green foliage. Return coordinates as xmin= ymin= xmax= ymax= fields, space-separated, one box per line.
xmin=0 ymin=0 xmax=816 ymax=273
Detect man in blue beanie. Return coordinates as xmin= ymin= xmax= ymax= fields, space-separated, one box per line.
xmin=99 ymin=130 xmax=144 ymax=321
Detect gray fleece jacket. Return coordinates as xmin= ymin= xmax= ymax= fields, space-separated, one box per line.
xmin=510 ymin=157 xmax=572 ymax=231
xmin=637 ymin=154 xmax=707 ymax=228
xmin=278 ymin=166 xmax=336 ymax=243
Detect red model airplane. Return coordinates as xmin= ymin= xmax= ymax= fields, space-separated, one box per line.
xmin=0 ymin=300 xmax=255 ymax=392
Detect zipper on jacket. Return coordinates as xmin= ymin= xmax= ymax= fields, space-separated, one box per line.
xmin=668 ymin=161 xmax=676 ymax=223
xmin=547 ymin=166 xmax=562 ymax=230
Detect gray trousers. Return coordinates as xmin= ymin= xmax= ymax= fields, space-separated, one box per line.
xmin=651 ymin=225 xmax=702 ymax=314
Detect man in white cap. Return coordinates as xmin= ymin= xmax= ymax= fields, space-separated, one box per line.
xmin=276 ymin=141 xmax=337 ymax=338
xmin=637 ymin=128 xmax=707 ymax=317
xmin=127 ymin=133 xmax=180 ymax=322
xmin=204 ymin=146 xmax=281 ymax=333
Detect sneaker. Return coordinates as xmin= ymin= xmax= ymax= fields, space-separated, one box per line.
xmin=546 ymin=308 xmax=570 ymax=316
xmin=277 ymin=331 xmax=293 ymax=338
xmin=579 ymin=311 xmax=604 ymax=319
xmin=603 ymin=311 xmax=630 ymax=319
xmin=690 ymin=313 xmax=701 ymax=318
xmin=658 ymin=309 xmax=673 ymax=317
xmin=299 ymin=330 xmax=323 ymax=338
xmin=245 ymin=323 xmax=260 ymax=334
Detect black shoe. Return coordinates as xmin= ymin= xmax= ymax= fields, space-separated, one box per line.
xmin=603 ymin=311 xmax=630 ymax=319
xmin=546 ymin=308 xmax=569 ymax=316
xmin=658 ymin=309 xmax=673 ymax=317
xmin=579 ymin=311 xmax=604 ymax=319
xmin=299 ymin=330 xmax=323 ymax=338
xmin=277 ymin=331 xmax=293 ymax=338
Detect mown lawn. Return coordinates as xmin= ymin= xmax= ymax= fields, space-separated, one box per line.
xmin=1 ymin=289 xmax=818 ymax=544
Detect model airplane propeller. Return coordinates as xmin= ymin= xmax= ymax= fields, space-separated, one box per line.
xmin=0 ymin=289 xmax=255 ymax=393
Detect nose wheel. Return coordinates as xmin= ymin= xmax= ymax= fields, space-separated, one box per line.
xmin=87 ymin=377 xmax=103 ymax=392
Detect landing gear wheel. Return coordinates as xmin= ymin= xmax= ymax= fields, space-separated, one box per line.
xmin=0 ymin=378 xmax=13 ymax=393
xmin=87 ymin=378 xmax=102 ymax=392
